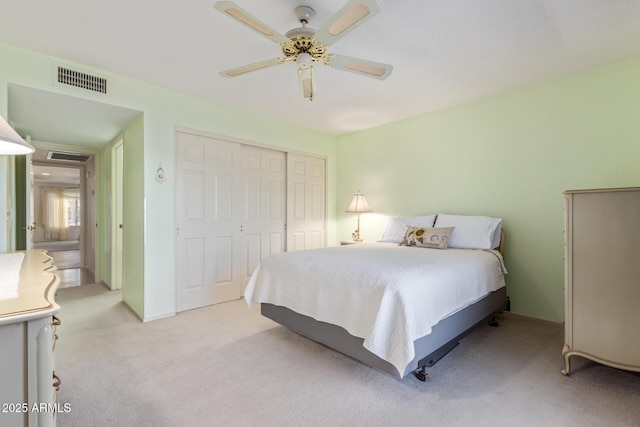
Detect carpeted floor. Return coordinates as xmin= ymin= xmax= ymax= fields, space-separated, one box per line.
xmin=53 ymin=284 xmax=640 ymax=427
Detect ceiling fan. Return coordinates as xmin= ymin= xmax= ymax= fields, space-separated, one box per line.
xmin=213 ymin=0 xmax=393 ymax=101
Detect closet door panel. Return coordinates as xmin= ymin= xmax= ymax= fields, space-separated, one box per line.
xmin=184 ymin=238 xmax=205 ymax=290
xmin=287 ymin=154 xmax=326 ymax=251
xmin=176 ymin=131 xmax=243 ymax=311
xmin=240 ymin=145 xmax=286 ymax=289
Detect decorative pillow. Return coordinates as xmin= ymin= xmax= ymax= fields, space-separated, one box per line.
xmin=378 ymin=215 xmax=437 ymax=243
xmin=399 ymin=226 xmax=455 ymax=249
xmin=434 ymin=214 xmax=502 ymax=250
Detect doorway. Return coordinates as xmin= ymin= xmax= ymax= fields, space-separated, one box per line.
xmin=8 ymin=84 xmax=142 ymax=292
xmin=31 ymin=160 xmax=94 ymax=288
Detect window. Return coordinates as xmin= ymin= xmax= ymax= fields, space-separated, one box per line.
xmin=65 ymin=197 xmax=81 ymax=226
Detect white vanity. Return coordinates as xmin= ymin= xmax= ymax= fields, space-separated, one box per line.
xmin=0 ymin=250 xmax=61 ymax=427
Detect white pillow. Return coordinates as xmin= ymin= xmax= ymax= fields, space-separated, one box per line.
xmin=378 ymin=215 xmax=437 ymax=243
xmin=434 ymin=214 xmax=502 ymax=249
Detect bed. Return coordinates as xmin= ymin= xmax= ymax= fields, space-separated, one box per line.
xmin=245 ymin=214 xmax=508 ymax=380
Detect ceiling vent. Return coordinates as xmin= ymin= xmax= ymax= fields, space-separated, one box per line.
xmin=47 ymin=151 xmax=92 ymax=163
xmin=57 ymin=66 xmax=107 ymax=94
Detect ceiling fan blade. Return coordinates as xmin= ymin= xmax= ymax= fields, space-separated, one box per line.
xmin=214 ymin=1 xmax=290 ymax=45
xmin=313 ymin=0 xmax=380 ymax=46
xmin=219 ymin=58 xmax=283 ymax=78
xmin=328 ymin=54 xmax=393 ymax=80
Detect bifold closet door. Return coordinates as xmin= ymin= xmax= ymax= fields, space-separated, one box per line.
xmin=240 ymin=144 xmax=286 ymax=290
xmin=176 ymin=131 xmax=243 ymax=311
xmin=286 ymin=153 xmax=326 ymax=251
xmin=175 ymin=131 xmax=286 ymax=312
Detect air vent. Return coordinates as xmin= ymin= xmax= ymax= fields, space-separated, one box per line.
xmin=57 ymin=66 xmax=107 ymax=93
xmin=47 ymin=151 xmax=92 ymax=163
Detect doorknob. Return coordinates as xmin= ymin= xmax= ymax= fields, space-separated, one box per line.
xmin=119 ymin=224 xmax=123 ymax=229
xmin=21 ymin=225 xmax=36 ymax=231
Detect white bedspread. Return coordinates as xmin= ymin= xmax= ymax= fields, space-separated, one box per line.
xmin=245 ymin=243 xmax=506 ymax=377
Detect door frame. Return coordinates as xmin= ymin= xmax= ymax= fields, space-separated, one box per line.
xmin=31 ymin=161 xmax=85 ymax=261
xmin=30 ymin=141 xmax=102 ymax=283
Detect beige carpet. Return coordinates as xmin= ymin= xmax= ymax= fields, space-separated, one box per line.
xmin=53 ymin=284 xmax=640 ymax=427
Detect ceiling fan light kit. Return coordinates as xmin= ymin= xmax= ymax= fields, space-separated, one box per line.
xmin=298 ymin=66 xmax=316 ymax=101
xmin=214 ymin=0 xmax=393 ymax=101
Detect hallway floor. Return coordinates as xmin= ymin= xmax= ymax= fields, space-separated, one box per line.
xmin=56 ymin=267 xmax=95 ymax=288
xmin=46 ymin=249 xmax=95 ymax=288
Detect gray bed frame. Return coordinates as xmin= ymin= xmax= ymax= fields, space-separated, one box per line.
xmin=260 ymin=231 xmax=508 ymax=380
xmin=262 ymin=287 xmax=506 ymax=379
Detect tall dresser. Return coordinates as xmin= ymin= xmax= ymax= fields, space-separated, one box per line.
xmin=0 ymin=250 xmax=61 ymax=426
xmin=562 ymin=187 xmax=640 ymax=375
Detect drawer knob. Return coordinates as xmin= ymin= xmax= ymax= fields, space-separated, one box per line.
xmin=52 ymin=372 xmax=61 ymax=391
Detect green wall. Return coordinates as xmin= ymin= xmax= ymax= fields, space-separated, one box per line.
xmin=122 ymin=114 xmax=145 ymax=317
xmin=337 ymin=56 xmax=640 ymax=322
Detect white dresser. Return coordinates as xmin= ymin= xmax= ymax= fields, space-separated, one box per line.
xmin=562 ymin=187 xmax=640 ymax=375
xmin=0 ymin=250 xmax=61 ymax=426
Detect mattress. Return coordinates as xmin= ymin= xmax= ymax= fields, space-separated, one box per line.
xmin=245 ymin=242 xmax=507 ymax=376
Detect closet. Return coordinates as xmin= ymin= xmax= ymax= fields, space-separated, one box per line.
xmin=175 ymin=130 xmax=326 ymax=312
xmin=562 ymin=187 xmax=640 ymax=375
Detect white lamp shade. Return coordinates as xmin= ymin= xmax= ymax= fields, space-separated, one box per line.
xmin=0 ymin=115 xmax=35 ymax=155
xmin=346 ymin=193 xmax=372 ymax=213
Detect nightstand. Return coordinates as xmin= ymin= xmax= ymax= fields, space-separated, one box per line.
xmin=340 ymin=240 xmax=365 ymax=245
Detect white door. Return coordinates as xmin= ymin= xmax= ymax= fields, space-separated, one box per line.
xmin=176 ymin=131 xmax=243 ymax=311
xmin=112 ymin=140 xmax=124 ymax=290
xmin=286 ymin=153 xmax=326 ymax=251
xmin=15 ymin=148 xmax=35 ymax=250
xmin=240 ymin=145 xmax=286 ymax=289
xmin=25 ymin=149 xmax=34 ymax=249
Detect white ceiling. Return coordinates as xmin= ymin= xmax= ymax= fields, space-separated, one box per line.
xmin=2 ymin=0 xmax=640 ymax=139
xmin=32 ymin=164 xmax=81 ymax=185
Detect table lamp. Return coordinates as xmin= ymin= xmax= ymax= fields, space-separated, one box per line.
xmin=345 ymin=192 xmax=372 ymax=241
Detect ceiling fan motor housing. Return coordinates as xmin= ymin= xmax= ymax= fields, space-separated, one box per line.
xmin=281 ymin=36 xmax=328 ymax=63
xmin=283 ymin=6 xmax=328 ymax=64
xmin=293 ymin=6 xmax=315 ymax=24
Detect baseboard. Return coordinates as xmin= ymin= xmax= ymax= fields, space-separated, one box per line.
xmin=502 ymin=311 xmax=562 ymax=326
xmin=142 ymin=311 xmax=176 ymax=322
